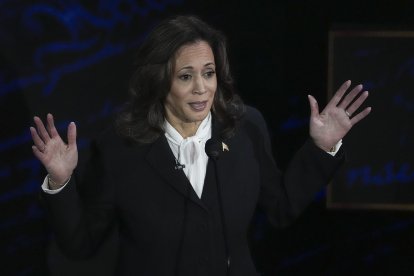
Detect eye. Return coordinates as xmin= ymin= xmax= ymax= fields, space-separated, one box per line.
xmin=179 ymin=74 xmax=192 ymax=81
xmin=204 ymin=70 xmax=216 ymax=79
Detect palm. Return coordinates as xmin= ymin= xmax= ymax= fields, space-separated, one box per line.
xmin=41 ymin=134 xmax=78 ymax=180
xmin=308 ymin=80 xmax=371 ymax=152
xmin=30 ymin=114 xmax=78 ymax=185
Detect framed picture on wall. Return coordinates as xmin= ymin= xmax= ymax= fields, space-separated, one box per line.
xmin=327 ymin=30 xmax=414 ymax=210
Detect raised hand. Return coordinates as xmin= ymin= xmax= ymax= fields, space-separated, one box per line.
xmin=308 ymin=80 xmax=372 ymax=152
xmin=30 ymin=114 xmax=78 ymax=187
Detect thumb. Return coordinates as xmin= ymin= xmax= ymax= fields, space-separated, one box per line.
xmin=307 ymin=95 xmax=319 ymax=118
xmin=67 ymin=122 xmax=77 ymax=148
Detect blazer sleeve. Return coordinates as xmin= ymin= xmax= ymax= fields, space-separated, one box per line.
xmin=43 ymin=138 xmax=116 ymax=259
xmin=244 ymin=106 xmax=344 ymax=227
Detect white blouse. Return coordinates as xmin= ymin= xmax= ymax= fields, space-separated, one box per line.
xmin=164 ymin=112 xmax=212 ymax=198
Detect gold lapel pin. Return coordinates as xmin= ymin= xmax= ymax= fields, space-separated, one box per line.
xmin=222 ymin=142 xmax=229 ymax=152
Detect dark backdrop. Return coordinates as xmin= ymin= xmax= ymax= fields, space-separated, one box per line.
xmin=1 ymin=0 xmax=414 ymax=275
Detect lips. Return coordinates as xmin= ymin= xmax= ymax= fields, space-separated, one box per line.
xmin=188 ymin=101 xmax=208 ymax=112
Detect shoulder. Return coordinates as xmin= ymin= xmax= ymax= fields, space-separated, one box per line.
xmin=241 ymin=105 xmax=269 ymax=137
xmin=93 ymin=122 xmax=151 ymax=158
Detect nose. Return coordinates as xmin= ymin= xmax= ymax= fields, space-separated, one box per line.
xmin=193 ymin=76 xmax=206 ymax=95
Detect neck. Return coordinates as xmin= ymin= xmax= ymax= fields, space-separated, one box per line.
xmin=166 ymin=118 xmax=202 ymax=139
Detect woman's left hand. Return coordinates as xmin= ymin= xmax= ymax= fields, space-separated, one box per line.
xmin=308 ymin=80 xmax=372 ymax=152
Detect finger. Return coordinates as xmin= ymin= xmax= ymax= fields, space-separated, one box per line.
xmin=326 ymin=80 xmax=352 ymax=109
xmin=34 ymin=116 xmax=51 ymax=143
xmin=67 ymin=122 xmax=77 ymax=148
xmin=307 ymin=95 xmax=320 ymax=118
xmin=346 ymin=91 xmax=369 ymax=115
xmin=32 ymin=145 xmax=46 ymax=161
xmin=350 ymin=106 xmax=372 ymax=125
xmin=337 ymin=84 xmax=364 ymax=110
xmin=46 ymin=113 xmax=60 ymax=138
xmin=30 ymin=126 xmax=46 ymax=150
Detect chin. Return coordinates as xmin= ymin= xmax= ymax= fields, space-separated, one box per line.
xmin=186 ymin=110 xmax=210 ymax=123
xmin=190 ymin=113 xmax=208 ymax=122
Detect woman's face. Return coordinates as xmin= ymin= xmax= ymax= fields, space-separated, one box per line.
xmin=164 ymin=40 xmax=217 ymax=129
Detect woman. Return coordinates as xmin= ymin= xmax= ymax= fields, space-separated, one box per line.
xmin=30 ymin=16 xmax=371 ymax=276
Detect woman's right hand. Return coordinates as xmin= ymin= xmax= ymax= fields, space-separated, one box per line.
xmin=30 ymin=113 xmax=78 ymax=188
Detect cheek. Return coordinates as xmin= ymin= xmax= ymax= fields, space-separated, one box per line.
xmin=207 ymin=80 xmax=217 ymax=96
xmin=171 ymin=81 xmax=192 ymax=97
xmin=166 ymin=88 xmax=188 ymax=108
xmin=210 ymin=84 xmax=217 ymax=99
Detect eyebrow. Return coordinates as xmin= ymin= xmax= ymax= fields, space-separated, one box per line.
xmin=177 ymin=62 xmax=215 ymax=72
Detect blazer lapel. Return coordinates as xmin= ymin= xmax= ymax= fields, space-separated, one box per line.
xmin=210 ymin=118 xmax=237 ymax=196
xmin=145 ymin=135 xmax=208 ymax=210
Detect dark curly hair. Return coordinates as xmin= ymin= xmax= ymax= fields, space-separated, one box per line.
xmin=116 ymin=15 xmax=245 ymax=143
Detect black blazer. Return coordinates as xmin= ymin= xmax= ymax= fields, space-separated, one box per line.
xmin=44 ymin=106 xmax=344 ymax=276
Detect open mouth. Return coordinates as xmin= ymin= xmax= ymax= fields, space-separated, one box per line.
xmin=188 ymin=101 xmax=208 ymax=112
